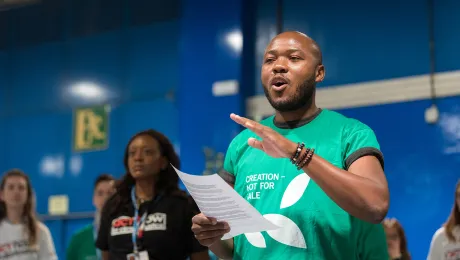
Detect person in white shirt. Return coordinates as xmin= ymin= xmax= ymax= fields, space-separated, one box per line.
xmin=0 ymin=169 xmax=57 ymax=260
xmin=427 ymin=180 xmax=460 ymax=260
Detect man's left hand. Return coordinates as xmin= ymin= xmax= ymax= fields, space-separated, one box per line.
xmin=230 ymin=113 xmax=297 ymax=159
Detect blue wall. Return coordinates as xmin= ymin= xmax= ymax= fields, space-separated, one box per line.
xmin=1 ymin=0 xmax=460 ymax=259
xmin=434 ymin=0 xmax=460 ymax=72
xmin=255 ymin=0 xmax=432 ymax=94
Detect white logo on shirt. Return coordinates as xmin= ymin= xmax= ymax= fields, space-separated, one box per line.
xmin=144 ymin=213 xmax=167 ymax=231
xmin=244 ymin=173 xmax=310 ymax=249
xmin=0 ymin=240 xmax=37 ymax=258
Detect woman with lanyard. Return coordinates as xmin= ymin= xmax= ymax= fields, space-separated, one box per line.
xmin=0 ymin=169 xmax=57 ymax=259
xmin=66 ymin=174 xmax=116 ymax=260
xmin=96 ymin=129 xmax=210 ymax=260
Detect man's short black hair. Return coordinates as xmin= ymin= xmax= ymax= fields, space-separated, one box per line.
xmin=94 ymin=174 xmax=115 ymax=190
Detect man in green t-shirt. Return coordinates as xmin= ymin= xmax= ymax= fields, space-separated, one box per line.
xmin=66 ymin=174 xmax=115 ymax=260
xmin=191 ymin=31 xmax=390 ymax=260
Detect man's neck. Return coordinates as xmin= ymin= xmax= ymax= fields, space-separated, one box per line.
xmin=135 ymin=178 xmax=155 ymax=201
xmin=274 ymin=103 xmax=319 ymax=124
xmin=6 ymin=208 xmax=24 ymax=224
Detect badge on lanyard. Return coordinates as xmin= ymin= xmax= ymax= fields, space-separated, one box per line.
xmin=127 ymin=251 xmax=149 ymax=260
xmin=130 ymin=186 xmax=162 ymax=260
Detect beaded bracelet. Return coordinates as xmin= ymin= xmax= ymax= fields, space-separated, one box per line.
xmin=296 ymin=148 xmax=315 ymax=170
xmin=295 ymin=148 xmax=309 ymax=168
xmin=290 ymin=142 xmax=304 ymax=164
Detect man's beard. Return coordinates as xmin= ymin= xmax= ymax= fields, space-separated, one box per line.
xmin=263 ymin=77 xmax=316 ymax=112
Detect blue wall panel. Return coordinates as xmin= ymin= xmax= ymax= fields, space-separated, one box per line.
xmin=0 ymin=51 xmax=8 ymax=114
xmin=44 ymin=220 xmax=65 ymax=260
xmin=127 ymin=21 xmax=180 ymax=99
xmin=338 ymin=96 xmax=460 ymax=260
xmin=116 ymin=99 xmax=179 ymax=149
xmin=283 ymin=0 xmax=431 ymax=85
xmin=6 ymin=112 xmax=70 ymax=214
xmin=255 ymin=0 xmax=432 ymax=94
xmin=178 ymin=0 xmax=245 ymax=175
xmin=10 ymin=43 xmax=63 ymax=114
xmin=0 ymin=120 xmax=5 ymax=177
xmin=434 ymin=0 xmax=460 ymax=72
xmin=65 ymin=31 xmax=124 ymax=106
xmin=0 ymin=51 xmax=7 ymax=172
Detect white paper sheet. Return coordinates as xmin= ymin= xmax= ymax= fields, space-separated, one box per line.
xmin=172 ymin=166 xmax=279 ymax=239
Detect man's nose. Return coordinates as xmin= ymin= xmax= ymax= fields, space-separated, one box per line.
xmin=272 ymin=61 xmax=288 ymax=74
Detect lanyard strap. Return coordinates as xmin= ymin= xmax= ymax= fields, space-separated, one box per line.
xmin=131 ymin=187 xmax=148 ymax=253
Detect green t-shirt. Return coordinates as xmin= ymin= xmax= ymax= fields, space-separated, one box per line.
xmin=66 ymin=224 xmax=98 ymax=260
xmin=221 ymin=109 xmax=389 ymax=260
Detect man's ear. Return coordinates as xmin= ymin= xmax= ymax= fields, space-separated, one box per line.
xmin=315 ymin=64 xmax=325 ymax=83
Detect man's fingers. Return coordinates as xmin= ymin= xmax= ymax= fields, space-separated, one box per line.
xmin=230 ymin=113 xmax=258 ymax=129
xmin=230 ymin=113 xmax=269 ymax=138
xmin=191 ymin=222 xmax=228 ymax=233
xmin=248 ymin=138 xmax=264 ymax=151
xmin=194 ymin=228 xmax=231 ymax=240
xmin=192 ymin=213 xmax=217 ymax=225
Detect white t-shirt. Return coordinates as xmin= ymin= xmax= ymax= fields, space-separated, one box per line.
xmin=0 ymin=220 xmax=57 ymax=260
xmin=427 ymin=226 xmax=460 ymax=260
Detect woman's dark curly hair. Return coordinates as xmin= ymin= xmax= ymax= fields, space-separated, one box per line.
xmin=108 ymin=129 xmax=180 ymax=216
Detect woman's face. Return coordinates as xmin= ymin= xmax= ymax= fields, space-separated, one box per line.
xmin=127 ymin=135 xmax=166 ymax=180
xmin=0 ymin=176 xmax=28 ymax=210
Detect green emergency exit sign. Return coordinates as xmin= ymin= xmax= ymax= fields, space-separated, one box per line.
xmin=73 ymin=105 xmax=110 ymax=152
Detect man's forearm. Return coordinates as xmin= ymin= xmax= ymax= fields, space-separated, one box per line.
xmin=303 ymin=155 xmax=388 ymax=223
xmin=209 ymin=239 xmax=234 ymax=260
